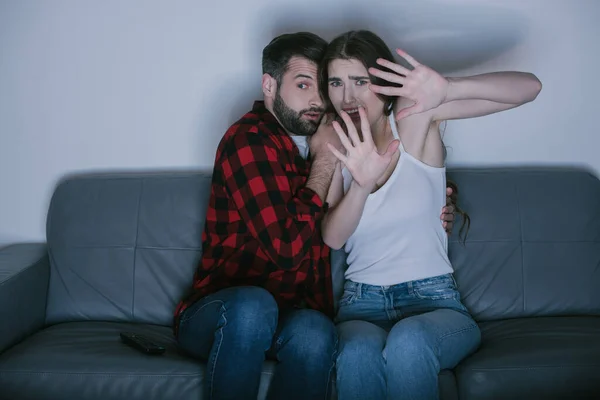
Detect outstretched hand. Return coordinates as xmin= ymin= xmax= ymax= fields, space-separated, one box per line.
xmin=326 ymin=107 xmax=399 ymax=190
xmin=368 ymin=49 xmax=449 ymax=120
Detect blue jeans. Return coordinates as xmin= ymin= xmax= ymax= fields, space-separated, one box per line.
xmin=177 ymin=286 xmax=337 ymax=400
xmin=335 ymin=274 xmax=481 ymax=400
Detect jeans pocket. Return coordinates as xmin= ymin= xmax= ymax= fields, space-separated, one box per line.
xmin=413 ymin=275 xmax=459 ymax=301
xmin=338 ymin=289 xmax=358 ymax=307
xmin=179 ymin=297 xmax=223 ymax=326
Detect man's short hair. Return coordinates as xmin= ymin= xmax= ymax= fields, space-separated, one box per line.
xmin=262 ymin=32 xmax=327 ymax=85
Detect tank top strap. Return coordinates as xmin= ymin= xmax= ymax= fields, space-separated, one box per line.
xmin=388 ymin=113 xmax=406 ymax=152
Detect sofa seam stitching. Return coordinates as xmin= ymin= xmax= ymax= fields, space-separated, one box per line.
xmin=514 ymin=180 xmax=525 ymax=313
xmin=131 ymin=179 xmax=144 ymax=320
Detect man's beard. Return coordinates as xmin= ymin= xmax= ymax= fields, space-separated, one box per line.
xmin=273 ymin=91 xmax=324 ymax=137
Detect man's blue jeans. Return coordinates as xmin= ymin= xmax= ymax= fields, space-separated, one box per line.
xmin=177 ymin=286 xmax=337 ymax=400
xmin=335 ymin=274 xmax=481 ymax=400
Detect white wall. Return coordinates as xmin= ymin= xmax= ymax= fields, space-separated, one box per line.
xmin=1 ymin=0 xmax=598 ymax=246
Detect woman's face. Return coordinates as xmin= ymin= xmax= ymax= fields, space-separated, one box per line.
xmin=327 ymin=58 xmax=387 ymax=132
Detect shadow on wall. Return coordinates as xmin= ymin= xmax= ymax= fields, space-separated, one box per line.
xmin=197 ymin=0 xmax=529 ymax=160
xmin=255 ymin=0 xmax=529 ymax=74
xmin=197 ymin=72 xmax=263 ymax=164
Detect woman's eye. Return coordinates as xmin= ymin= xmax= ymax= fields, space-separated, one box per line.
xmin=298 ymin=83 xmax=308 ymax=89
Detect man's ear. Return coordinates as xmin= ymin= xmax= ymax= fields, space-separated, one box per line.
xmin=262 ymin=74 xmax=277 ymax=99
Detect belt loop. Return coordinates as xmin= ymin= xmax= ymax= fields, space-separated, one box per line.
xmin=357 ymin=283 xmax=363 ymax=299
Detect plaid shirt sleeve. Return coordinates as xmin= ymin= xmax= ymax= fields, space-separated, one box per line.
xmin=219 ymin=129 xmax=327 ymax=270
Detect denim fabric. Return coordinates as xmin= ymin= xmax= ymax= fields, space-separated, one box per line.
xmin=335 ymin=274 xmax=481 ymax=400
xmin=177 ymin=286 xmax=337 ymax=400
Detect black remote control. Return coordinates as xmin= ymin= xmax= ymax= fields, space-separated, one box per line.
xmin=120 ymin=332 xmax=166 ymax=355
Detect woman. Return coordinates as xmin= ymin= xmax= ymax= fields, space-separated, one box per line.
xmin=319 ymin=30 xmax=541 ymax=399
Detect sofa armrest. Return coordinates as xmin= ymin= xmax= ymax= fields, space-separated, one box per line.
xmin=0 ymin=243 xmax=50 ymax=353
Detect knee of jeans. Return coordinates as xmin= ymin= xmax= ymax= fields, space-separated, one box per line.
xmin=225 ymin=287 xmax=278 ymax=336
xmin=337 ymin=321 xmax=385 ymax=363
xmin=287 ymin=310 xmax=337 ymax=359
xmin=384 ymin=319 xmax=435 ymax=358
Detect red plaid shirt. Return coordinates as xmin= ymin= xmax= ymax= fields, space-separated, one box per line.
xmin=174 ymin=101 xmax=333 ymax=329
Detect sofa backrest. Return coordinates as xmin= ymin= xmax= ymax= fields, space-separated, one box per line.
xmin=45 ymin=172 xmax=211 ymax=326
xmin=446 ymin=168 xmax=600 ymax=321
xmin=45 ymin=168 xmax=600 ymax=326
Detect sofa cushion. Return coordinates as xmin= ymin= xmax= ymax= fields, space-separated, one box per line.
xmin=446 ymin=168 xmax=600 ymax=321
xmin=439 ymin=369 xmax=459 ymax=400
xmin=0 ymin=322 xmax=201 ymax=400
xmin=0 ymin=321 xmax=282 ymax=400
xmin=455 ymin=316 xmax=600 ymax=399
xmin=45 ymin=172 xmax=211 ymax=326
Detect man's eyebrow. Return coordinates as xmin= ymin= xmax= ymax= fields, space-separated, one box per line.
xmin=328 ymin=77 xmax=341 ymax=82
xmin=294 ymin=74 xmax=315 ymax=80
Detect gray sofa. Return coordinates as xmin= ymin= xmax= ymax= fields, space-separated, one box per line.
xmin=1 ymin=167 xmax=599 ymax=400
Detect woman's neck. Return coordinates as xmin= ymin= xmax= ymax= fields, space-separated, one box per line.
xmin=371 ymin=114 xmax=394 ymax=152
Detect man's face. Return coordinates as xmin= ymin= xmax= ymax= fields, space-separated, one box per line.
xmin=272 ymin=57 xmax=325 ymax=136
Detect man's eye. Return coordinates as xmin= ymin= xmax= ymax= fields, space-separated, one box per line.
xmin=330 ymin=81 xmax=341 ymax=87
xmin=357 ymin=80 xmax=368 ymax=86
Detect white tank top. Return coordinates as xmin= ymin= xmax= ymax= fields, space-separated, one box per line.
xmin=342 ymin=113 xmax=453 ymax=285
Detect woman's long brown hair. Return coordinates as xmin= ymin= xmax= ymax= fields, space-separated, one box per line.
xmin=446 ymin=179 xmax=471 ymax=244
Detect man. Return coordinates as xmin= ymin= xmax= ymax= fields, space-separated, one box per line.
xmin=174 ymin=32 xmax=456 ymax=400
xmin=175 ymin=32 xmax=339 ymax=400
